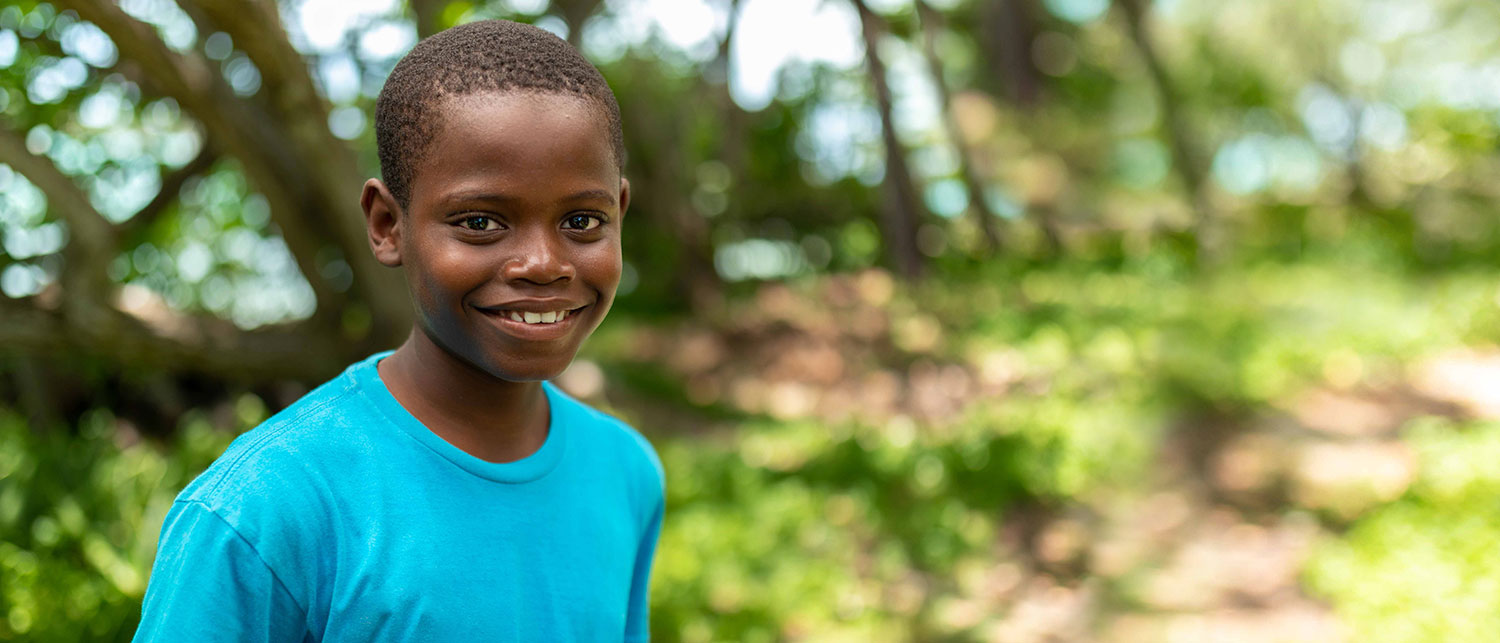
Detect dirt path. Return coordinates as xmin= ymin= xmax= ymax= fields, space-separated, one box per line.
xmin=977 ymin=349 xmax=1500 ymax=642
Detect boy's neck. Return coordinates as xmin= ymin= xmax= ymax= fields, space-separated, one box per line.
xmin=377 ymin=330 xmax=550 ymax=464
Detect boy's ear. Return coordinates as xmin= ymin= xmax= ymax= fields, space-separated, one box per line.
xmin=361 ymin=179 xmax=403 ymax=267
xmin=617 ymin=177 xmax=630 ymax=222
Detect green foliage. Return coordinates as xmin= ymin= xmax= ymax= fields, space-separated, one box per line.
xmin=1305 ymin=418 xmax=1500 ymax=642
xmin=0 ymin=404 xmax=249 ymax=641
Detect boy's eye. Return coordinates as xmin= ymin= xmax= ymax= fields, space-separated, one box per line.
xmin=563 ymin=214 xmax=602 ymax=231
xmin=460 ymin=216 xmax=500 ymax=232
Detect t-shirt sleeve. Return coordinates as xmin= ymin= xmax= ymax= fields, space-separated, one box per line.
xmin=134 ymin=500 xmax=309 ymax=643
xmin=624 ymin=491 xmax=664 ymax=643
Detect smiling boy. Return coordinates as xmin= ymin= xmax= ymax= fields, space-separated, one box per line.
xmin=134 ymin=20 xmax=663 ymax=641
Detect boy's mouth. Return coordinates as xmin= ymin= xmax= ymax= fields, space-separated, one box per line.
xmin=493 ymin=307 xmax=579 ymax=325
xmin=474 ymin=303 xmax=589 ymax=329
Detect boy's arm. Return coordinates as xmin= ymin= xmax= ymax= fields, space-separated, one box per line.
xmin=134 ymin=500 xmax=309 ymax=643
xmin=623 ymin=493 xmax=665 ymax=643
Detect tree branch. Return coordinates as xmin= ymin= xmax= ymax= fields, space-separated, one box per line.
xmin=178 ymin=0 xmax=412 ymax=341
xmin=60 ymin=0 xmax=341 ymax=304
xmin=0 ymin=131 xmax=346 ymax=382
xmin=0 ymin=121 xmax=119 ymax=300
xmin=0 ymin=294 xmax=347 ymax=383
xmin=59 ymin=0 xmax=426 ymax=340
xmin=116 ymin=143 xmax=218 ymax=240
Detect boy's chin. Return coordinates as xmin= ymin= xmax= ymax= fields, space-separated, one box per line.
xmin=414 ymin=325 xmax=581 ymax=384
xmin=472 ymin=354 xmax=578 ymax=383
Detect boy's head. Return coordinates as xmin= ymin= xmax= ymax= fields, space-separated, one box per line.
xmin=374 ymin=19 xmax=625 ymax=208
xmin=361 ymin=20 xmax=629 ymax=383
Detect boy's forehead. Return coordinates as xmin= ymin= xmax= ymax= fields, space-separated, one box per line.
xmin=410 ymin=92 xmax=610 ymax=165
xmin=404 ymin=91 xmax=620 ymax=203
xmin=437 ymin=92 xmax=611 ymax=155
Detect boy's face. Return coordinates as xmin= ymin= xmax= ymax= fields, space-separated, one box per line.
xmin=365 ymin=91 xmax=628 ymax=382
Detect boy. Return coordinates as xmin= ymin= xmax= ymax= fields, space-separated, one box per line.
xmin=133 ymin=20 xmax=663 ymax=641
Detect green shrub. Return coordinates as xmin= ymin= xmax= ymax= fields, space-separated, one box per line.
xmin=0 ymin=405 xmax=245 ymax=641
xmin=1306 ymin=419 xmax=1500 ymax=642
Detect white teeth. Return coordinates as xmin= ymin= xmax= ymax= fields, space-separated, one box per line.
xmin=502 ymin=309 xmax=571 ymax=324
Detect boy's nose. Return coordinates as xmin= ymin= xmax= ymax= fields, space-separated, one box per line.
xmin=501 ymin=233 xmax=574 ymax=285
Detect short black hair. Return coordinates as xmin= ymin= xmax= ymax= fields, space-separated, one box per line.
xmin=375 ymin=19 xmax=625 ymax=207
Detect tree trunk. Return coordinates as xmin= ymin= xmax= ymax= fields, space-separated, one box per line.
xmin=853 ymin=0 xmax=926 ymax=279
xmin=964 ymin=0 xmax=1070 ymax=257
xmin=916 ymin=0 xmax=1003 ymax=253
xmin=411 ymin=0 xmax=445 ymax=38
xmin=617 ymin=85 xmax=721 ymax=310
xmin=713 ymin=0 xmax=747 ymax=178
xmin=1116 ymin=0 xmax=1217 ymax=258
xmin=552 ymin=0 xmax=603 ymax=49
xmin=980 ymin=0 xmax=1042 ymax=108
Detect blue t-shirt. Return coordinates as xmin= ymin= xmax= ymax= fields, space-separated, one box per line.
xmin=134 ymin=352 xmax=665 ymax=642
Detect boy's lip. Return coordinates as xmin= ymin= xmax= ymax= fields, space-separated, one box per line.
xmin=476 ymin=298 xmax=589 ymax=313
xmin=473 ymin=303 xmax=588 ymax=342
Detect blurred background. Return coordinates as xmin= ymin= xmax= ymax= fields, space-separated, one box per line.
xmin=1 ymin=0 xmax=1499 ymax=640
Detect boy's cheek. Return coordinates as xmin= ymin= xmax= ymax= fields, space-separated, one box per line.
xmin=403 ymin=258 xmax=481 ymax=325
xmin=419 ymin=241 xmax=491 ymax=284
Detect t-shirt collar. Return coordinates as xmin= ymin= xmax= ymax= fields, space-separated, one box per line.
xmin=351 ymin=351 xmax=568 ymax=484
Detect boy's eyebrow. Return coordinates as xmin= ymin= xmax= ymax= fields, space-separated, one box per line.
xmin=441 ymin=189 xmax=617 ymax=206
xmin=560 ymin=189 xmax=618 ymax=204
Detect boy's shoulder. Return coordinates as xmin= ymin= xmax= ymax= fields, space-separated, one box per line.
xmin=175 ymin=359 xmax=376 ymax=511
